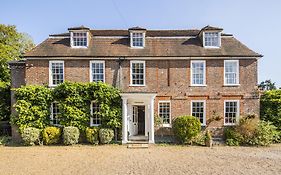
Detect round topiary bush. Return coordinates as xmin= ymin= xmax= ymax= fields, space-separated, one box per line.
xmin=43 ymin=126 xmax=62 ymax=145
xmin=21 ymin=127 xmax=41 ymax=146
xmin=86 ymin=127 xmax=99 ymax=144
xmin=99 ymin=128 xmax=114 ymax=144
xmin=172 ymin=115 xmax=201 ymax=144
xmin=63 ymin=126 xmax=80 ymax=145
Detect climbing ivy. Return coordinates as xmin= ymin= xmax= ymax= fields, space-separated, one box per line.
xmin=12 ymin=82 xmax=122 ymax=133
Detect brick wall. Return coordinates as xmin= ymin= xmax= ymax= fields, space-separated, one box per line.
xmin=25 ymin=58 xmax=259 ymax=137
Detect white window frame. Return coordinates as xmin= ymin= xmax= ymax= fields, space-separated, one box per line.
xmin=224 ymin=100 xmax=240 ymax=126
xmin=224 ymin=60 xmax=240 ymax=86
xmin=130 ymin=60 xmax=146 ymax=86
xmin=190 ymin=60 xmax=206 ymax=86
xmin=90 ymin=101 xmax=101 ymax=127
xmin=203 ymin=31 xmax=221 ymax=48
xmin=49 ymin=60 xmax=64 ymax=87
xmin=158 ymin=100 xmax=172 ymax=127
xmin=70 ymin=31 xmax=89 ymax=48
xmin=130 ymin=32 xmax=145 ymax=48
xmin=50 ymin=102 xmax=60 ymax=126
xmin=191 ymin=100 xmax=206 ymax=126
xmin=89 ymin=60 xmax=105 ymax=83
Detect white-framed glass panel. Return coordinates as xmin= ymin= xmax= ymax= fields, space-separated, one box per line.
xmin=204 ymin=32 xmax=220 ymax=47
xmin=224 ymin=60 xmax=239 ymax=85
xmin=191 ymin=100 xmax=206 ymax=126
xmin=131 ymin=32 xmax=145 ymax=48
xmin=224 ymin=100 xmax=239 ymax=125
xmin=191 ymin=60 xmax=206 ymax=86
xmin=132 ymin=106 xmax=138 ymax=123
xmin=158 ymin=101 xmax=171 ymax=127
xmin=50 ymin=102 xmax=60 ymax=125
xmin=130 ymin=61 xmax=145 ymax=86
xmin=90 ymin=61 xmax=105 ymax=82
xmin=90 ymin=102 xmax=101 ymax=126
xmin=72 ymin=32 xmax=88 ymax=47
xmin=49 ymin=61 xmax=64 ymax=86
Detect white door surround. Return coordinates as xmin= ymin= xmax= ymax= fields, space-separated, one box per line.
xmin=121 ymin=93 xmax=157 ymax=144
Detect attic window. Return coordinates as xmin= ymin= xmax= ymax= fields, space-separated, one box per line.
xmin=71 ymin=32 xmax=88 ymax=47
xmin=204 ymin=32 xmax=220 ymax=48
xmin=130 ymin=32 xmax=145 ymax=48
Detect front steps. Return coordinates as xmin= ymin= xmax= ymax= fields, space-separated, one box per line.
xmin=127 ymin=140 xmax=149 ymax=148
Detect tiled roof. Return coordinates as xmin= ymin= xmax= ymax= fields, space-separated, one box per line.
xmin=24 ymin=34 xmax=262 ymax=57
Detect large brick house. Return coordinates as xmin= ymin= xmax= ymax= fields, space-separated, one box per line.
xmin=10 ymin=25 xmax=262 ymax=143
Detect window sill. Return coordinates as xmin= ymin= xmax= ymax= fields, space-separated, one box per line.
xmin=203 ymin=46 xmax=220 ymax=49
xmin=71 ymin=46 xmax=88 ymax=49
xmin=90 ymin=124 xmax=101 ymax=127
xmin=190 ymin=84 xmax=207 ymax=87
xmin=161 ymin=124 xmax=172 ymax=128
xmin=223 ymin=84 xmax=240 ymax=87
xmin=130 ymin=46 xmax=145 ymax=49
xmin=224 ymin=124 xmax=236 ymax=126
xmin=129 ymin=84 xmax=146 ymax=87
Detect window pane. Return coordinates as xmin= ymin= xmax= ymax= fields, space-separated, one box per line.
xmin=225 ymin=101 xmax=238 ymax=125
xmin=192 ymin=102 xmax=204 ymax=124
xmin=51 ymin=62 xmax=64 ymax=85
xmin=192 ymin=61 xmax=205 ymax=85
xmin=91 ymin=103 xmax=101 ymax=125
xmin=91 ymin=62 xmax=105 ymax=82
xmin=159 ymin=102 xmax=171 ymax=124
xmin=73 ymin=32 xmax=87 ymax=47
xmin=131 ymin=62 xmax=144 ymax=85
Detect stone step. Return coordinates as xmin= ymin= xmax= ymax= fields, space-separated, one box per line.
xmin=212 ymin=137 xmax=225 ymax=146
xmin=127 ymin=143 xmax=149 ymax=149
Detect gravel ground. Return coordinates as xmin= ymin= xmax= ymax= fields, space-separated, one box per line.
xmin=0 ymin=144 xmax=281 ymax=175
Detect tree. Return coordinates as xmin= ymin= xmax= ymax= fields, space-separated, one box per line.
xmin=0 ymin=24 xmax=35 ymax=121
xmin=258 ymin=79 xmax=277 ymax=91
xmin=0 ymin=24 xmax=35 ymax=82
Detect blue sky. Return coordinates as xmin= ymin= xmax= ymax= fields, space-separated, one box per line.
xmin=1 ymin=0 xmax=281 ymax=87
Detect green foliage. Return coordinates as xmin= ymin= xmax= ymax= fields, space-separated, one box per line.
xmin=12 ymin=85 xmax=53 ymax=133
xmin=63 ymin=126 xmax=80 ymax=145
xmin=258 ymin=80 xmax=277 ymax=91
xmin=172 ymin=115 xmax=201 ymax=144
xmin=42 ymin=126 xmax=61 ymax=145
xmin=0 ymin=24 xmax=35 ymax=82
xmin=13 ymin=82 xmax=122 ymax=136
xmin=225 ymin=116 xmax=277 ymax=146
xmin=260 ymin=90 xmax=281 ymax=131
xmin=0 ymin=136 xmax=11 ymax=145
xmin=85 ymin=127 xmax=99 ymax=144
xmin=0 ymin=82 xmax=10 ymax=120
xmin=192 ymin=131 xmax=206 ymax=146
xmin=52 ymin=82 xmax=122 ymax=131
xmin=21 ymin=127 xmax=41 ymax=146
xmin=99 ymin=128 xmax=114 ymax=144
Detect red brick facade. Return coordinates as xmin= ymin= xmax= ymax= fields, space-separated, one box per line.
xmin=23 ymin=58 xmax=259 ymax=137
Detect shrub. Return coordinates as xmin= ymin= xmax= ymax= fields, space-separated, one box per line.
xmin=192 ymin=131 xmax=206 ymax=146
xmin=0 ymin=136 xmax=11 ymax=146
xmin=172 ymin=115 xmax=201 ymax=144
xmin=42 ymin=126 xmax=61 ymax=145
xmin=225 ymin=116 xmax=277 ymax=146
xmin=63 ymin=126 xmax=80 ymax=145
xmin=86 ymin=127 xmax=99 ymax=144
xmin=99 ymin=128 xmax=114 ymax=144
xmin=21 ymin=127 xmax=41 ymax=146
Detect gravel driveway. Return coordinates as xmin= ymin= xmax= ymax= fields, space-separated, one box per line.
xmin=0 ymin=144 xmax=281 ymax=175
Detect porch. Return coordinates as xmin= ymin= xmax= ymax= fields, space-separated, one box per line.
xmin=121 ymin=93 xmax=157 ymax=144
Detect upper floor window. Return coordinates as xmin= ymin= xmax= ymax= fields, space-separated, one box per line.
xmin=71 ymin=32 xmax=88 ymax=47
xmin=191 ymin=60 xmax=206 ymax=86
xmin=224 ymin=60 xmax=239 ymax=85
xmin=158 ymin=101 xmax=171 ymax=127
xmin=130 ymin=32 xmax=145 ymax=48
xmin=90 ymin=102 xmax=101 ymax=126
xmin=130 ymin=61 xmax=145 ymax=86
xmin=90 ymin=61 xmax=105 ymax=83
xmin=50 ymin=102 xmax=60 ymax=125
xmin=191 ymin=100 xmax=206 ymax=126
xmin=49 ymin=61 xmax=64 ymax=86
xmin=224 ymin=100 xmax=239 ymax=125
xmin=204 ymin=32 xmax=220 ymax=47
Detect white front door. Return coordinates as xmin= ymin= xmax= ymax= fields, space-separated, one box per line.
xmin=129 ymin=106 xmax=138 ymax=136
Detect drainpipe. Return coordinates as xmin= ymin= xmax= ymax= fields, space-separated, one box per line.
xmin=116 ymin=57 xmax=125 ymax=89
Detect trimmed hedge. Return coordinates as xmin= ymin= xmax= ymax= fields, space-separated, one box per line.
xmin=99 ymin=128 xmax=114 ymax=144
xmin=43 ymin=126 xmax=61 ymax=145
xmin=86 ymin=127 xmax=99 ymax=144
xmin=172 ymin=115 xmax=201 ymax=144
xmin=21 ymin=127 xmax=41 ymax=146
xmin=63 ymin=126 xmax=80 ymax=145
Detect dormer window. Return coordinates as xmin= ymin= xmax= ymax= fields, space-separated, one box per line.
xmin=130 ymin=32 xmax=145 ymax=48
xmin=203 ymin=32 xmax=220 ymax=48
xmin=71 ymin=32 xmax=88 ymax=47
